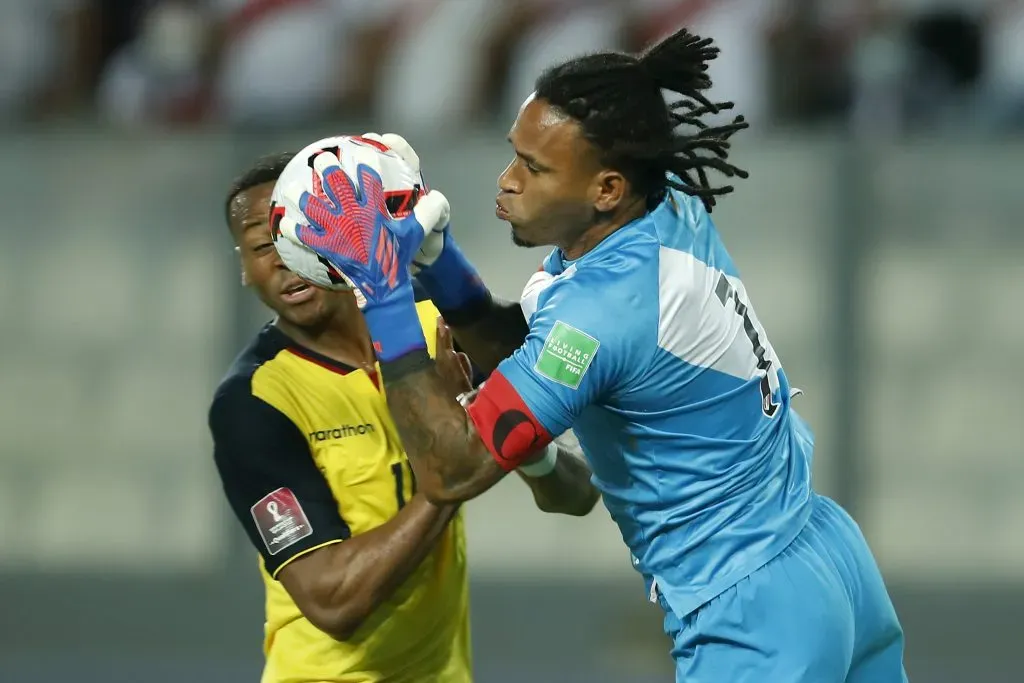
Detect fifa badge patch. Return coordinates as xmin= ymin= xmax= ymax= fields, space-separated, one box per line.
xmin=250 ymin=487 xmax=313 ymax=555
xmin=534 ymin=321 xmax=599 ymax=389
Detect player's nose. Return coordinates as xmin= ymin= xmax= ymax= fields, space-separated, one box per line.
xmin=497 ymin=161 xmax=520 ymax=194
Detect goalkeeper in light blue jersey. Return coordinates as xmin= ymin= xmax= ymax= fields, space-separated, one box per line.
xmin=276 ymin=26 xmax=908 ymax=683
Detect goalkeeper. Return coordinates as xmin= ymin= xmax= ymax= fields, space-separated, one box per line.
xmin=276 ymin=27 xmax=907 ymax=683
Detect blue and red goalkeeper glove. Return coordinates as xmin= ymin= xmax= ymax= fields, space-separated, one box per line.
xmin=362 ymin=133 xmax=491 ymax=319
xmin=276 ymin=146 xmax=450 ymax=362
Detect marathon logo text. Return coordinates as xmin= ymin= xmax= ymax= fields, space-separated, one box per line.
xmin=308 ymin=423 xmax=376 ymax=442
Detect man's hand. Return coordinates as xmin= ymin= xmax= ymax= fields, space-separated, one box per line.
xmin=277 ymin=145 xmax=449 ymax=306
xmin=359 ymin=133 xmax=446 ymax=276
xmin=434 ymin=316 xmax=474 ymax=401
xmin=276 ymin=145 xmax=450 ymax=361
xmin=361 ymin=132 xmax=490 ymax=319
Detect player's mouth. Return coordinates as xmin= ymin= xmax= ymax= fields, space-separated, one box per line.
xmin=495 ymin=199 xmax=511 ymax=221
xmin=280 ymin=280 xmax=316 ymax=305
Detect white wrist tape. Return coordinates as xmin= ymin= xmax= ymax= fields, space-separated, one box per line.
xmin=456 ymin=381 xmax=483 ymax=409
xmin=517 ymin=443 xmax=558 ymax=478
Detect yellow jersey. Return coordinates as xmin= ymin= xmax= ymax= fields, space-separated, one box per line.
xmin=209 ymin=298 xmax=471 ymax=683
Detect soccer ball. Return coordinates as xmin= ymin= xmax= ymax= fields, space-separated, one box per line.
xmin=269 ymin=134 xmax=425 ymax=291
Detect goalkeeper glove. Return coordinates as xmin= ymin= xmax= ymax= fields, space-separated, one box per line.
xmin=277 ymin=145 xmax=449 ymax=362
xmin=362 ymin=133 xmax=491 ymax=319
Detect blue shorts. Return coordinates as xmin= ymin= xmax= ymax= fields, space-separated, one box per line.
xmin=660 ymin=494 xmax=907 ymax=683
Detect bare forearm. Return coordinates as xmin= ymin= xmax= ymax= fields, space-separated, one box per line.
xmin=338 ymin=496 xmax=455 ymax=606
xmin=280 ymin=495 xmax=456 ymax=638
xmin=519 ymin=446 xmax=600 ymax=516
xmin=380 ymin=356 xmax=504 ymax=503
xmin=448 ymin=296 xmax=529 ymax=375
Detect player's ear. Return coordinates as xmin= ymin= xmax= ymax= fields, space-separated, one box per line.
xmin=592 ymin=169 xmax=627 ymax=213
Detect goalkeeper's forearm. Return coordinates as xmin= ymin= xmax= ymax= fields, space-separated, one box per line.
xmin=413 ymin=227 xmax=529 ymax=373
xmin=443 ymin=294 xmax=529 ymax=376
xmin=517 ymin=442 xmax=600 ymax=517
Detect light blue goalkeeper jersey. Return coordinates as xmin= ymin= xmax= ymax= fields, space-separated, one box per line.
xmin=494 ymin=189 xmax=815 ymax=618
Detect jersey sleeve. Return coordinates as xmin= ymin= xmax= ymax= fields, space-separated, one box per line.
xmin=209 ymin=380 xmax=351 ymax=578
xmin=467 ymin=277 xmax=627 ymax=470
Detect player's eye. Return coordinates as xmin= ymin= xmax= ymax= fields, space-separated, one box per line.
xmin=253 ymin=243 xmax=274 ymax=254
xmin=514 ymin=153 xmax=541 ymax=175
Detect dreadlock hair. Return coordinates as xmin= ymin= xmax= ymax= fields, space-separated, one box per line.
xmin=223 ymin=152 xmax=296 ymax=227
xmin=534 ymin=27 xmax=749 ymax=213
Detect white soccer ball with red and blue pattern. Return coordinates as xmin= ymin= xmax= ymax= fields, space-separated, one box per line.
xmin=269 ymin=134 xmax=425 ymax=291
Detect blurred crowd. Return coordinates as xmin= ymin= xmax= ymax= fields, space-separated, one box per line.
xmin=3 ymin=0 xmax=1023 ymax=135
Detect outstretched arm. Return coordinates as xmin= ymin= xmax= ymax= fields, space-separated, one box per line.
xmin=383 ymin=354 xmax=611 ymax=515
xmin=423 ymin=323 xmax=598 ymax=516
xmin=380 ymin=357 xmax=592 ymax=514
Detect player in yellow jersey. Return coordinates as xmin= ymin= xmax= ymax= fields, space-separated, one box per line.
xmin=210 ymin=151 xmax=600 ymax=683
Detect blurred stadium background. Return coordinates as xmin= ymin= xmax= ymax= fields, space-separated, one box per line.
xmin=1 ymin=1 xmax=1022 ymax=681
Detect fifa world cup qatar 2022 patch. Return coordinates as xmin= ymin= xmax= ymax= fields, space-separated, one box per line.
xmin=250 ymin=487 xmax=313 ymax=555
xmin=534 ymin=321 xmax=599 ymax=389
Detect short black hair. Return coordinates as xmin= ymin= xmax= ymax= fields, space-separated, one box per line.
xmin=534 ymin=27 xmax=749 ymax=212
xmin=224 ymin=152 xmax=295 ymax=227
